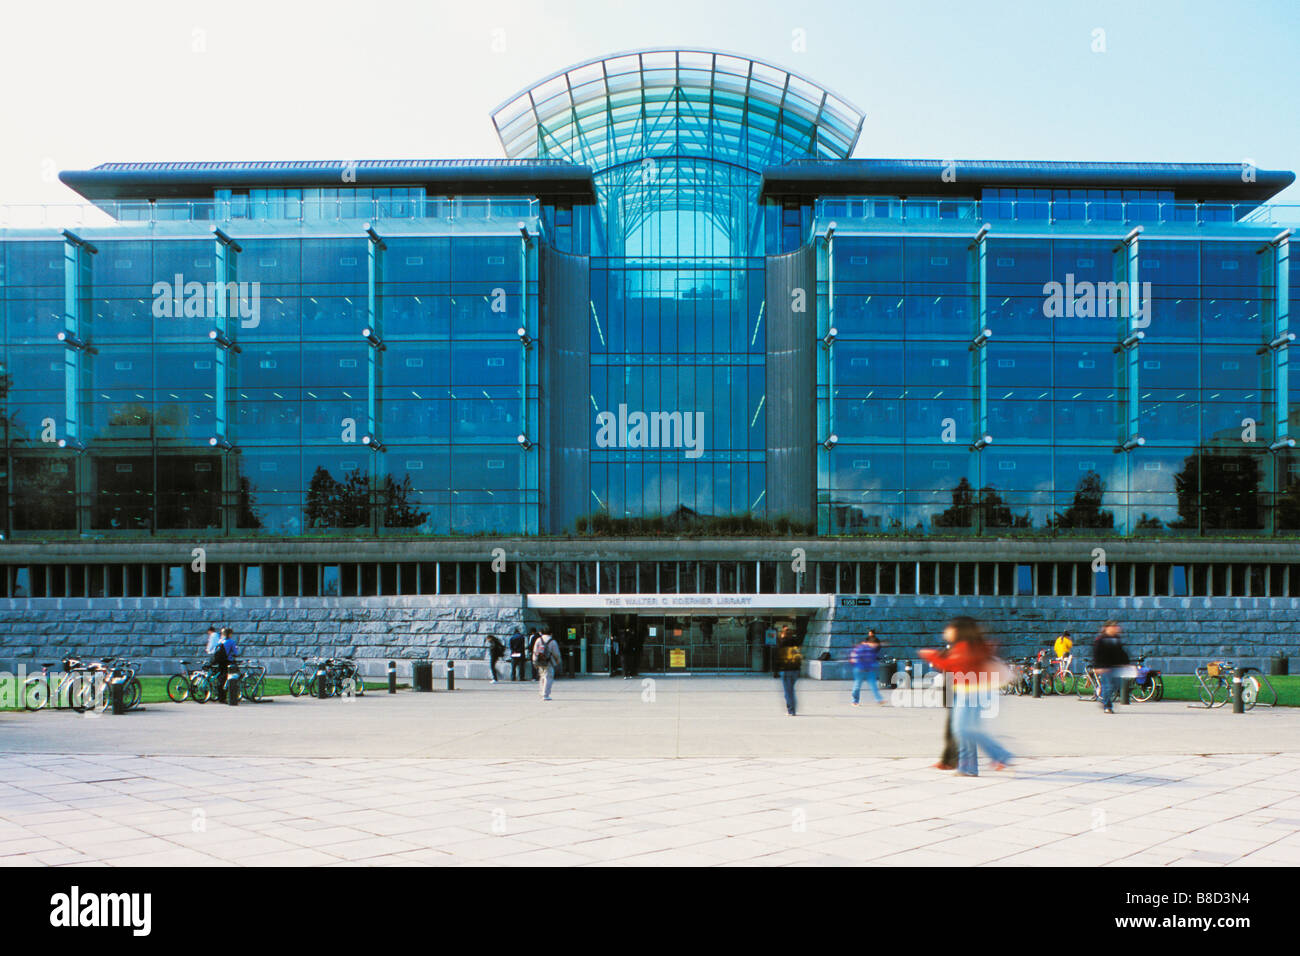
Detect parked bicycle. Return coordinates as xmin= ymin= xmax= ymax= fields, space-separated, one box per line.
xmin=288 ymin=656 xmax=364 ymax=698
xmin=1129 ymin=655 xmax=1164 ymax=703
xmin=24 ymin=654 xmax=141 ymax=712
xmin=24 ymin=655 xmax=98 ymax=711
xmin=1194 ymin=659 xmax=1277 ymax=710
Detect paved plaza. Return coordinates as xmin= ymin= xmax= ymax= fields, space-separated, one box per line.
xmin=1 ymin=678 xmax=1298 ymax=866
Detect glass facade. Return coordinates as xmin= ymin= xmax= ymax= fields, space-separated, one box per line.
xmin=1 ymin=213 xmax=541 ymax=537
xmin=816 ymin=206 xmax=1298 ymax=536
xmin=1 ymin=48 xmax=1296 ymax=541
xmin=493 ymin=50 xmax=862 ymax=526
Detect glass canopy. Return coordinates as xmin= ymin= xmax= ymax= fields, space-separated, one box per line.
xmin=491 ymin=48 xmax=865 ymax=174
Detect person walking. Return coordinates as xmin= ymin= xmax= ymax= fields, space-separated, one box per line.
xmin=775 ymin=626 xmax=803 ymax=716
xmin=850 ymin=632 xmax=884 ymax=706
xmin=922 ymin=627 xmax=959 ymax=770
xmin=485 ymin=634 xmax=505 ymax=684
xmin=532 ymin=626 xmax=561 ymax=701
xmin=526 ymin=628 xmax=540 ymax=680
xmin=920 ymin=617 xmax=1012 ymax=777
xmin=621 ymin=627 xmax=641 ymax=679
xmin=1092 ymin=620 xmax=1130 ymax=714
xmin=508 ymin=629 xmax=526 ymax=682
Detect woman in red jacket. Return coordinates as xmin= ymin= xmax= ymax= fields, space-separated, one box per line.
xmin=919 ymin=617 xmax=1012 ymax=776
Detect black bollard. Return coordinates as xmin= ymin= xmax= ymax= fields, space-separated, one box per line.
xmin=227 ymin=667 xmax=240 ymax=706
xmin=1120 ymin=677 xmax=1131 ymax=706
xmin=1232 ymin=674 xmax=1244 ymax=714
xmin=446 ymin=659 xmax=455 ymax=691
xmin=109 ymin=677 xmax=125 ymax=715
xmin=903 ymin=659 xmax=913 ymax=688
xmin=1032 ymin=664 xmax=1042 ymax=698
xmin=387 ymin=660 xmax=397 ymax=694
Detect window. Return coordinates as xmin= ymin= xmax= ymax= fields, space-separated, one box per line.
xmin=1015 ymin=564 xmax=1034 ymax=595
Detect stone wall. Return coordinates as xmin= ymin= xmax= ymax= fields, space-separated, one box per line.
xmin=803 ymin=595 xmax=1299 ymax=675
xmin=0 ymin=593 xmax=1294 ymax=680
xmin=0 ymin=596 xmax=540 ymax=679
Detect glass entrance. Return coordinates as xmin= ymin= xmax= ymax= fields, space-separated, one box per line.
xmin=543 ymin=613 xmax=804 ymax=673
xmin=640 ymin=614 xmax=772 ymax=672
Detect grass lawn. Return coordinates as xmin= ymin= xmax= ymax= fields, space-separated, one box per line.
xmin=1158 ymin=674 xmax=1299 ymax=708
xmin=0 ymin=674 xmax=397 ymax=711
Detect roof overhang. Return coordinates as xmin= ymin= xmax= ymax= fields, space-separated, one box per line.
xmin=59 ymin=160 xmax=596 ymax=203
xmin=760 ymin=159 xmax=1295 ymax=203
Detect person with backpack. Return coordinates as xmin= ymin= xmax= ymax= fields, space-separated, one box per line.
xmin=850 ymin=632 xmax=884 ymax=706
xmin=485 ymin=634 xmax=505 ymax=684
xmin=532 ymin=625 xmax=561 ymax=701
xmin=775 ymin=626 xmax=803 ymax=716
xmin=1092 ymin=620 xmax=1131 ymax=714
xmin=212 ymin=627 xmax=239 ymax=703
xmin=508 ymin=630 xmax=527 ymax=682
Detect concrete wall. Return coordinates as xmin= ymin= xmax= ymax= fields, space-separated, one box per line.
xmin=803 ymin=595 xmax=1299 ymax=675
xmin=0 ymin=595 xmax=540 ymax=679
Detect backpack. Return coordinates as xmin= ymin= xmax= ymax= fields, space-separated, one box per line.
xmin=532 ymin=636 xmax=554 ymax=665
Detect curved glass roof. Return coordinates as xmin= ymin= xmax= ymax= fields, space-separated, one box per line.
xmin=491 ymin=49 xmax=865 ymax=173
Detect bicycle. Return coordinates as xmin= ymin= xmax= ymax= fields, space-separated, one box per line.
xmin=1049 ymin=655 xmax=1076 ymax=695
xmin=90 ymin=658 xmax=143 ymax=713
xmin=235 ymin=659 xmax=267 ymax=702
xmin=289 ymin=657 xmax=331 ymax=698
xmin=1194 ymin=660 xmax=1277 ymax=710
xmin=1128 ymin=655 xmax=1164 ymax=703
xmin=1075 ymin=663 xmax=1101 ymax=701
xmin=23 ymin=655 xmax=98 ymax=712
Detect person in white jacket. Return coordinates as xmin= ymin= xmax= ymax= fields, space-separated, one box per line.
xmin=532 ymin=626 xmax=562 ymax=701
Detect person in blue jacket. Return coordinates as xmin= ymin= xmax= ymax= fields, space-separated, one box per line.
xmin=850 ymin=631 xmax=884 ymax=706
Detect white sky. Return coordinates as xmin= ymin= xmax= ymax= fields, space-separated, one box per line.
xmin=2 ymin=0 xmax=1297 ymax=207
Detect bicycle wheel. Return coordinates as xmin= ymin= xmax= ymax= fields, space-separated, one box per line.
xmin=191 ymin=676 xmax=212 ymax=704
xmin=120 ymin=679 xmax=142 ymax=711
xmin=353 ymin=671 xmax=365 ymax=696
xmin=1053 ymin=673 xmax=1076 ymax=695
xmin=1130 ymin=678 xmax=1155 ymax=703
xmin=1198 ymin=675 xmax=1224 ymax=707
xmin=1038 ymin=671 xmax=1055 ymax=696
xmin=289 ymin=671 xmax=307 ymax=697
xmin=1151 ymin=675 xmax=1164 ymax=702
xmin=1076 ymin=674 xmax=1097 ymax=700
xmin=23 ymin=677 xmax=50 ymax=711
xmin=243 ymin=675 xmax=264 ymax=702
xmin=166 ymin=675 xmax=191 ymax=702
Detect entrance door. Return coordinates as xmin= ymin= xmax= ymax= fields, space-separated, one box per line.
xmin=636 ymin=615 xmax=770 ymax=672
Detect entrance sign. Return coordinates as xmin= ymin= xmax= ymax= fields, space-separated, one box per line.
xmin=669 ymin=649 xmax=686 ymax=668
xmin=526 ymin=593 xmax=833 ymax=612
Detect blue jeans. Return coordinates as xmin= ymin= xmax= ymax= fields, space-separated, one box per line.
xmin=1099 ymin=670 xmax=1120 ymax=710
xmin=781 ymin=671 xmax=798 ymax=714
xmin=852 ymin=670 xmax=882 ymax=704
xmin=950 ymin=689 xmax=1012 ymax=775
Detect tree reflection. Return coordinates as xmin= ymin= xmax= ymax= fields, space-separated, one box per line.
xmin=933 ymin=477 xmax=1032 ymax=531
xmin=1172 ymin=453 xmax=1262 ymax=531
xmin=304 ymin=466 xmax=429 ymax=530
xmin=1049 ymin=470 xmax=1114 ymax=530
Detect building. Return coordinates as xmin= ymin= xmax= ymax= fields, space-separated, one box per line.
xmin=1 ymin=49 xmax=1298 ymax=676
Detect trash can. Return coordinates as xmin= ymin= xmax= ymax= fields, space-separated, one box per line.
xmin=412 ymin=661 xmax=433 ymax=692
xmin=1269 ymin=655 xmax=1289 ymax=677
xmin=876 ymin=657 xmax=895 ymax=689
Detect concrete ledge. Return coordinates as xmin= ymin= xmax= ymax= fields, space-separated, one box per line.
xmin=804 ymin=659 xmax=852 ymax=680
